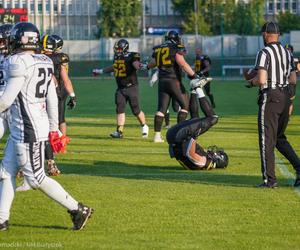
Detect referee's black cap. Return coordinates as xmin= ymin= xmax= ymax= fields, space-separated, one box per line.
xmin=261 ymin=22 xmax=280 ymax=34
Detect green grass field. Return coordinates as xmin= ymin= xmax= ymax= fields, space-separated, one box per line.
xmin=1 ymin=78 xmax=300 ymax=250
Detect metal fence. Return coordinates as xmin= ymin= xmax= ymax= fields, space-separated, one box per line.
xmin=62 ymin=33 xmax=293 ymax=61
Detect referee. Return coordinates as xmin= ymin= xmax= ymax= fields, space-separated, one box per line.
xmin=249 ymin=22 xmax=300 ymax=188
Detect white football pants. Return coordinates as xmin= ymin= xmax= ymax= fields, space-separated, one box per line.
xmin=0 ymin=138 xmax=78 ymax=223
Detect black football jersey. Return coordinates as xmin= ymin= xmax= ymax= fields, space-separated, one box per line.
xmin=46 ymin=52 xmax=69 ymax=97
xmin=195 ymin=55 xmax=211 ymax=76
xmin=152 ymin=42 xmax=186 ymax=81
xmin=113 ymin=52 xmax=140 ymax=88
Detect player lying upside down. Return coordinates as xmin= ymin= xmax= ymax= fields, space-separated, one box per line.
xmin=166 ymin=116 xmax=228 ymax=170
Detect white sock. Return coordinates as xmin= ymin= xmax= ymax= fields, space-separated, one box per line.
xmin=0 ymin=177 xmax=16 ymax=223
xmin=39 ymin=177 xmax=78 ymax=211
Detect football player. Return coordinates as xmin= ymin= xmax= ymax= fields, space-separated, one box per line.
xmin=0 ymin=24 xmax=13 ymax=139
xmin=40 ymin=34 xmax=76 ymax=175
xmin=191 ymin=48 xmax=215 ymax=115
xmin=167 ymin=116 xmax=228 ymax=170
xmin=0 ymin=22 xmax=93 ymax=231
xmin=285 ymin=44 xmax=297 ymax=116
xmin=145 ymin=31 xmax=210 ymax=142
xmin=92 ymin=39 xmax=149 ymax=139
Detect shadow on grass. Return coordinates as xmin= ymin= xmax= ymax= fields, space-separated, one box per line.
xmin=11 ymin=223 xmax=69 ymax=230
xmin=59 ymin=161 xmax=289 ymax=188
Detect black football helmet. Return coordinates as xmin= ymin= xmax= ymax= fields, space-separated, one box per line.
xmin=114 ymin=39 xmax=129 ymax=56
xmin=52 ymin=34 xmax=63 ymax=51
xmin=0 ymin=24 xmax=13 ymax=54
xmin=9 ymin=22 xmax=40 ymax=52
xmin=165 ymin=30 xmax=181 ymax=44
xmin=41 ymin=34 xmax=56 ymax=52
xmin=207 ymin=146 xmax=228 ymax=169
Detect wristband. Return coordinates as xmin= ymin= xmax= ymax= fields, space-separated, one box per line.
xmin=70 ymin=92 xmax=75 ymax=97
xmin=188 ymin=73 xmax=197 ymax=80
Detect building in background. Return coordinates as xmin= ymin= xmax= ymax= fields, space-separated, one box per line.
xmin=144 ymin=0 xmax=182 ymax=35
xmin=265 ymin=0 xmax=300 ymax=20
xmin=0 ymin=0 xmax=99 ymax=40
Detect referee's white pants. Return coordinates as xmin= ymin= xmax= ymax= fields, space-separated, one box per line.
xmin=0 ymin=138 xmax=78 ymax=223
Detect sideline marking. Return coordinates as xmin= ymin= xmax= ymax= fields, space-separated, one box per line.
xmin=276 ymin=157 xmax=300 ymax=197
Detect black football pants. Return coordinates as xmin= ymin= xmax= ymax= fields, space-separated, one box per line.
xmin=258 ymin=88 xmax=300 ymax=184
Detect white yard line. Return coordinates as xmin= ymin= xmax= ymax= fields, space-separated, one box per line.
xmin=276 ymin=156 xmax=300 ymax=197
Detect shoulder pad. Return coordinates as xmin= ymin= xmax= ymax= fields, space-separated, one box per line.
xmin=131 ymin=52 xmax=140 ymax=60
xmin=7 ymin=54 xmax=27 ymax=77
xmin=57 ymin=53 xmax=69 ymax=64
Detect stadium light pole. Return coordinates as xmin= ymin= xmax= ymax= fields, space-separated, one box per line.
xmin=142 ymin=0 xmax=146 ymax=54
xmin=221 ymin=1 xmax=225 ymax=77
xmin=194 ymin=0 xmax=199 ymax=45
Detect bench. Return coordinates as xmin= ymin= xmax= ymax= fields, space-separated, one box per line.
xmin=222 ymin=65 xmax=253 ymax=76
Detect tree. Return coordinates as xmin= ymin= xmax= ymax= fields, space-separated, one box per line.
xmin=277 ymin=12 xmax=300 ymax=33
xmin=97 ymin=0 xmax=141 ymax=38
xmin=171 ymin=0 xmax=264 ymax=35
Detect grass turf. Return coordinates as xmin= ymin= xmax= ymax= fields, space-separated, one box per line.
xmin=0 ymin=78 xmax=299 ymax=250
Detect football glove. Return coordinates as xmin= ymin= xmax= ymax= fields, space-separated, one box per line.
xmin=139 ymin=63 xmax=149 ymax=71
xmin=92 ymin=68 xmax=103 ymax=76
xmin=67 ymin=96 xmax=77 ymax=110
xmin=149 ymin=70 xmax=159 ymax=87
xmin=49 ymin=131 xmax=70 ymax=154
xmin=190 ymin=77 xmax=212 ymax=90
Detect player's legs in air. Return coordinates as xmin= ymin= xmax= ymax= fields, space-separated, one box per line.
xmin=204 ymin=81 xmax=215 ymax=108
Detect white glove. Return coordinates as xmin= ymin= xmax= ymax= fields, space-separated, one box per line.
xmin=190 ymin=77 xmax=212 ymax=90
xmin=140 ymin=63 xmax=148 ymax=71
xmin=149 ymin=70 xmax=159 ymax=87
xmin=92 ymin=68 xmax=103 ymax=76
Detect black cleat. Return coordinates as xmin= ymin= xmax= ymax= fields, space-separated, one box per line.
xmin=68 ymin=203 xmax=93 ymax=231
xmin=0 ymin=220 xmax=8 ymax=231
xmin=257 ymin=182 xmax=278 ymax=189
xmin=294 ymin=178 xmax=300 ymax=187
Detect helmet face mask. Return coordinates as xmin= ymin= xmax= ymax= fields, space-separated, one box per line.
xmin=9 ymin=22 xmax=40 ymax=53
xmin=114 ymin=39 xmax=129 ymax=56
xmin=165 ymin=30 xmax=181 ymax=45
xmin=207 ymin=146 xmax=229 ymax=169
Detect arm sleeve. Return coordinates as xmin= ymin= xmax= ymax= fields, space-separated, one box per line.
xmin=0 ymin=76 xmax=25 ymax=112
xmin=254 ymin=50 xmax=268 ymax=70
xmin=0 ymin=56 xmax=26 ymax=112
xmin=46 ymin=78 xmax=59 ymax=131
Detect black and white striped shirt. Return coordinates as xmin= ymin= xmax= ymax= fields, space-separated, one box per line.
xmin=254 ymin=42 xmax=295 ymax=90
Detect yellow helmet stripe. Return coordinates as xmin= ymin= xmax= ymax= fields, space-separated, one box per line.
xmin=43 ymin=34 xmax=48 ymax=50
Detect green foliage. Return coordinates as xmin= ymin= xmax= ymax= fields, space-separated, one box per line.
xmin=97 ymin=0 xmax=141 ymax=38
xmin=172 ymin=0 xmax=264 ymax=35
xmin=277 ymin=11 xmax=300 ymax=33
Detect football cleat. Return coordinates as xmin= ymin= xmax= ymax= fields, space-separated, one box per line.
xmin=110 ymin=131 xmax=123 ymax=138
xmin=153 ymin=133 xmax=164 ymax=143
xmin=142 ymin=124 xmax=149 ymax=138
xmin=68 ymin=203 xmax=94 ymax=231
xmin=47 ymin=160 xmax=61 ymax=176
xmin=257 ymin=182 xmax=278 ymax=189
xmin=0 ymin=220 xmax=8 ymax=231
